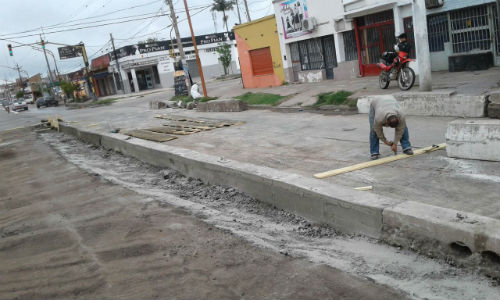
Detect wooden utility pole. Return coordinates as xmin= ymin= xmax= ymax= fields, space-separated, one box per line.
xmin=243 ymin=0 xmax=251 ymax=22
xmin=183 ymin=0 xmax=207 ymax=97
xmin=166 ymin=0 xmax=191 ymax=95
xmin=40 ymin=35 xmax=55 ymax=95
xmin=110 ymin=33 xmax=125 ymax=91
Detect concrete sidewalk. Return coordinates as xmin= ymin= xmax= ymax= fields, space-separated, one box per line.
xmin=64 ymin=109 xmax=499 ymax=221
xmin=204 ymin=68 xmax=500 ymax=107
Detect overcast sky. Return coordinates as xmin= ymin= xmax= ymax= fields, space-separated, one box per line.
xmin=0 ymin=0 xmax=273 ymax=82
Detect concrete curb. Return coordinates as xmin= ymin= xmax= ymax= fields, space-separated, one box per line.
xmin=57 ymin=123 xmax=500 ymax=276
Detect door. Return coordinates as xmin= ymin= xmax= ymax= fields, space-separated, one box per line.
xmin=289 ymin=43 xmax=301 ymax=82
xmin=322 ymin=35 xmax=337 ymax=79
xmin=145 ymin=72 xmax=153 ymax=89
xmin=355 ymin=11 xmax=395 ymax=76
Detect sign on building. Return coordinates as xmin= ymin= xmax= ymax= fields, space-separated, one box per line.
xmin=57 ymin=45 xmax=83 ymax=59
xmin=279 ymin=0 xmax=310 ymax=39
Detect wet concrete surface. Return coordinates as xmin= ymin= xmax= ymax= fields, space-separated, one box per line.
xmin=0 ymin=128 xmax=413 ymax=299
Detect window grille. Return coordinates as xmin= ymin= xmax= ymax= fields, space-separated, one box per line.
xmin=427 ymin=13 xmax=449 ymax=52
xmin=291 ymin=36 xmax=337 ymax=71
xmin=343 ymin=30 xmax=358 ymax=61
xmin=494 ymin=3 xmax=500 ymax=55
xmin=450 ymin=5 xmax=491 ymax=53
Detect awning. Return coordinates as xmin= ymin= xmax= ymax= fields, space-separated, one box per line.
xmin=92 ymin=72 xmax=111 ymax=79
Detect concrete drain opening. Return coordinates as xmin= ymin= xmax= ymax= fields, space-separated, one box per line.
xmin=450 ymin=242 xmax=472 ymax=257
xmin=481 ymin=251 xmax=500 ymax=265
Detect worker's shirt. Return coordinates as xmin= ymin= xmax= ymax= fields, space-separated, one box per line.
xmin=371 ymin=98 xmax=406 ymax=144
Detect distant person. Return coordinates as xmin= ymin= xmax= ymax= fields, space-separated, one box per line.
xmin=369 ymin=97 xmax=413 ymax=160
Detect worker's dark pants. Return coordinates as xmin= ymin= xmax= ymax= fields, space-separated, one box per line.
xmin=369 ymin=106 xmax=411 ymax=155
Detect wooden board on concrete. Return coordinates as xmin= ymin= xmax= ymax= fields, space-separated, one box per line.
xmin=314 ymin=143 xmax=447 ymax=179
xmin=146 ymin=127 xmax=198 ymax=135
xmin=121 ymin=129 xmax=177 ymax=142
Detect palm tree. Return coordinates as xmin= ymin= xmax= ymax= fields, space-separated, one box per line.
xmin=211 ymin=0 xmax=235 ymax=32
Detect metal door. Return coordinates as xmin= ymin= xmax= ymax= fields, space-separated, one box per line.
xmin=322 ymin=35 xmax=337 ymax=79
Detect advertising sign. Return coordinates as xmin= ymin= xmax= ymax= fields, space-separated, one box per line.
xmin=58 ymin=45 xmax=83 ymax=59
xmin=279 ymin=0 xmax=310 ymax=39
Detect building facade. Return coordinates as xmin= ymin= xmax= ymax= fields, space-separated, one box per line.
xmin=273 ymin=0 xmax=500 ymax=82
xmin=234 ymin=15 xmax=286 ymax=88
xmin=91 ymin=54 xmax=116 ymax=97
xmin=106 ymin=32 xmax=240 ymax=94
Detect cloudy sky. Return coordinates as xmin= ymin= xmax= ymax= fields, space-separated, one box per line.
xmin=0 ymin=0 xmax=273 ymax=82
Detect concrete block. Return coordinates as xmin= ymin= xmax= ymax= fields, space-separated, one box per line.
xmin=383 ymin=201 xmax=500 ymax=277
xmin=446 ymin=119 xmax=500 ymax=161
xmin=394 ymin=91 xmax=486 ymax=117
xmin=357 ymin=95 xmax=396 ymax=114
xmin=488 ymin=103 xmax=500 ymax=119
xmin=298 ymin=69 xmax=325 ymax=83
xmin=149 ymin=100 xmax=167 ymax=109
xmin=489 ymin=91 xmax=500 ymax=104
xmin=197 ymin=99 xmax=247 ymax=112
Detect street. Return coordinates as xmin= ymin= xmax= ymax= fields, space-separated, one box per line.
xmin=1 ymin=80 xmax=499 ymax=299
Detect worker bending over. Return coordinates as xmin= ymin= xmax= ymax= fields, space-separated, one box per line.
xmin=369 ymin=97 xmax=413 ymax=160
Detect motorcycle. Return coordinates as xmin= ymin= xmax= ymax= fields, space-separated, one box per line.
xmin=377 ymin=44 xmax=416 ymax=90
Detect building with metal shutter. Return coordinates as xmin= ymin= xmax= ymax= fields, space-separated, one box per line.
xmin=233 ymin=15 xmax=286 ymax=88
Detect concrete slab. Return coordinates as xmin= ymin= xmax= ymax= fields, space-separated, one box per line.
xmin=197 ymin=99 xmax=248 ymax=112
xmin=358 ymin=91 xmax=486 ymax=117
xmin=446 ymin=119 xmax=500 ymax=161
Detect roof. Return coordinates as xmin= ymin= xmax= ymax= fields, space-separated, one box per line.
xmin=233 ymin=15 xmax=276 ymax=30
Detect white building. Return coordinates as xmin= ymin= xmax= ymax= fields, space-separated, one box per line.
xmin=273 ymin=0 xmax=500 ymax=82
xmin=107 ymin=32 xmax=240 ymax=94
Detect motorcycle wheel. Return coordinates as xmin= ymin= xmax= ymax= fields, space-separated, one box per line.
xmin=379 ymin=71 xmax=390 ymax=89
xmin=398 ymin=67 xmax=415 ymax=91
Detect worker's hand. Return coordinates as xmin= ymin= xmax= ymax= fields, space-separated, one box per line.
xmin=384 ymin=140 xmax=393 ymax=146
xmin=392 ymin=143 xmax=397 ymax=153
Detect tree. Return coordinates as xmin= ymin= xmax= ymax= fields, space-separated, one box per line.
xmin=216 ymin=43 xmax=232 ymax=75
xmin=211 ymin=0 xmax=235 ymax=32
xmin=60 ymin=81 xmax=77 ymax=100
xmin=15 ymin=90 xmax=24 ymax=99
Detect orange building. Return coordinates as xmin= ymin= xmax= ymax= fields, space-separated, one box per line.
xmin=233 ymin=15 xmax=285 ymax=88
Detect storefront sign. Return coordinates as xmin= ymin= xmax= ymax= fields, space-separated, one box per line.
xmin=279 ymin=0 xmax=310 ymax=39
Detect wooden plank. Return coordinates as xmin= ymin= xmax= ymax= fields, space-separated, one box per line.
xmin=314 ymin=143 xmax=447 ymax=179
xmin=121 ymin=129 xmax=177 ymax=142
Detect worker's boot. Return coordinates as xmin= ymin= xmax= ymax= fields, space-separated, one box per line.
xmin=371 ymin=153 xmax=380 ymax=160
xmin=403 ymin=149 xmax=414 ymax=155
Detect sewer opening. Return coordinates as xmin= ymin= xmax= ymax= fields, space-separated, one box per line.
xmin=481 ymin=251 xmax=500 ymax=264
xmin=450 ymin=242 xmax=472 ymax=257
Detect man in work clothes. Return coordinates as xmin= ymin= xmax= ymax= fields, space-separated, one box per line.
xmin=369 ymin=98 xmax=413 ymax=160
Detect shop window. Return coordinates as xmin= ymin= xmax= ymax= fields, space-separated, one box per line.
xmin=343 ymin=30 xmax=358 ymax=61
xmin=152 ymin=65 xmax=160 ymax=84
xmin=450 ymin=5 xmax=492 ymax=53
xmin=292 ymin=36 xmax=337 ymax=71
xmin=427 ymin=13 xmax=449 ymax=52
xmin=249 ymin=47 xmax=274 ymax=75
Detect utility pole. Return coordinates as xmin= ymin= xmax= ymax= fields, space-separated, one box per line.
xmin=40 ymin=35 xmax=55 ymax=95
xmin=412 ymin=0 xmax=432 ymax=91
xmin=183 ymin=0 xmax=207 ymax=97
xmin=243 ymin=0 xmax=251 ymax=22
xmin=77 ymin=43 xmax=97 ymax=100
xmin=110 ymin=33 xmax=125 ymax=92
xmin=166 ymin=0 xmax=191 ymax=95
xmin=235 ymin=0 xmax=242 ymax=24
xmin=15 ymin=64 xmax=23 ymax=90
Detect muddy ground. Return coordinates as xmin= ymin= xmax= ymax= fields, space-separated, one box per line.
xmin=0 ymin=128 xmax=410 ymax=299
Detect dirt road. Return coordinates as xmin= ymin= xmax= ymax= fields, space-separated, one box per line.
xmin=0 ymin=128 xmax=408 ymax=299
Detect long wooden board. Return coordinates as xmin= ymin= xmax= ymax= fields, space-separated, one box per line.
xmin=314 ymin=143 xmax=447 ymax=179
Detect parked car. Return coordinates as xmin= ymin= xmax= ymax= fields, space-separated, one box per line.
xmin=36 ymin=96 xmax=59 ymax=108
xmin=24 ymin=96 xmax=34 ymax=104
xmin=11 ymin=99 xmax=28 ymax=111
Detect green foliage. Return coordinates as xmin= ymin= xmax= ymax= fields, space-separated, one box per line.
xmin=60 ymin=81 xmax=77 ymax=99
xmin=198 ymin=96 xmax=218 ymax=102
xmin=138 ymin=37 xmax=158 ymax=44
xmin=93 ymin=98 xmax=116 ymax=105
xmin=15 ymin=91 xmax=24 ymax=99
xmin=216 ymin=43 xmax=232 ymax=75
xmin=314 ymin=90 xmax=353 ymax=107
xmin=211 ymin=0 xmax=234 ymax=31
xmin=235 ymin=92 xmax=285 ymax=106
